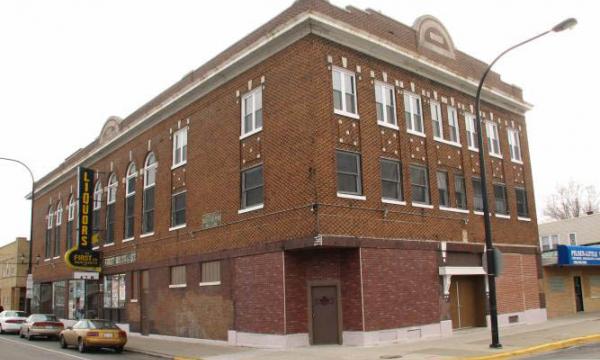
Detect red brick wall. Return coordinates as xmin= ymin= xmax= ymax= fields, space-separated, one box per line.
xmin=284 ymin=248 xmax=363 ymax=334
xmin=496 ymin=253 xmax=540 ymax=314
xmin=361 ymin=247 xmax=440 ymax=331
xmin=233 ymin=252 xmax=284 ymax=334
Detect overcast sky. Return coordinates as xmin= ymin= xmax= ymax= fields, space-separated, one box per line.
xmin=0 ymin=0 xmax=596 ymax=247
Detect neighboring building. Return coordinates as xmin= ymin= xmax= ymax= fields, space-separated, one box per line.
xmin=31 ymin=0 xmax=544 ymax=347
xmin=540 ymin=213 xmax=600 ymax=318
xmin=0 ymin=237 xmax=30 ymax=311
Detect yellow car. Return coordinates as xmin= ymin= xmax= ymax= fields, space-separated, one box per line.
xmin=59 ymin=319 xmax=127 ymax=353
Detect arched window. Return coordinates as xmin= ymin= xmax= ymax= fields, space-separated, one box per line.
xmin=105 ymin=173 xmax=118 ymax=244
xmin=66 ymin=195 xmax=75 ymax=249
xmin=124 ymin=163 xmax=137 ymax=239
xmin=54 ymin=201 xmax=63 ymax=257
xmin=143 ymin=153 xmax=157 ymax=234
xmin=92 ymin=180 xmax=102 ymax=245
xmin=45 ymin=206 xmax=53 ymax=259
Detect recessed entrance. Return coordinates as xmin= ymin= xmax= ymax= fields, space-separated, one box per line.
xmin=449 ymin=275 xmax=486 ymax=329
xmin=310 ymin=285 xmax=340 ymax=344
xmin=574 ymin=276 xmax=584 ymax=312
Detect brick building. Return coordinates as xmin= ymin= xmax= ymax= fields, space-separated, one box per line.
xmin=30 ymin=0 xmax=545 ymax=347
xmin=0 ymin=237 xmax=29 ymax=311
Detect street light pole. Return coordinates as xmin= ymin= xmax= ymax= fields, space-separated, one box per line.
xmin=474 ymin=18 xmax=577 ymax=349
xmin=0 ymin=157 xmax=35 ymax=313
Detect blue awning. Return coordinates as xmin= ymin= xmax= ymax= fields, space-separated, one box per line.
xmin=557 ymin=245 xmax=600 ymax=266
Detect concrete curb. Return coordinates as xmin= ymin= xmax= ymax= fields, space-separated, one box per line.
xmin=462 ymin=334 xmax=600 ymax=360
xmin=126 ymin=347 xmax=205 ymax=360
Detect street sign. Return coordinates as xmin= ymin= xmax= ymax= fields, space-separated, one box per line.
xmin=25 ymin=274 xmax=33 ymax=299
xmin=65 ymin=167 xmax=101 ymax=272
xmin=482 ymin=248 xmax=503 ymax=276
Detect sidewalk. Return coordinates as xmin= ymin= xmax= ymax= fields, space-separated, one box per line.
xmin=125 ymin=312 xmax=600 ymax=360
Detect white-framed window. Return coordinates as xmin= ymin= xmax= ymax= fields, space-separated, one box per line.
xmin=106 ymin=173 xmax=118 ymax=244
xmin=241 ymin=87 xmax=263 ymax=137
xmin=241 ymin=165 xmax=264 ymax=210
xmin=143 ymin=152 xmax=157 ymax=234
xmin=430 ymin=101 xmax=443 ymax=139
xmin=124 ymin=162 xmax=136 ymax=239
xmin=403 ymin=92 xmax=423 ymax=135
xmin=54 ymin=201 xmax=62 ymax=257
xmin=172 ymin=127 xmax=188 ymax=168
xmin=569 ymin=233 xmax=577 ymax=245
xmin=55 ymin=202 xmax=63 ymax=227
xmin=515 ymin=187 xmax=529 ymax=218
xmin=66 ymin=195 xmax=75 ymax=250
xmin=332 ymin=67 xmax=358 ymax=118
xmin=200 ymin=261 xmax=221 ymax=286
xmin=447 ymin=107 xmax=460 ymax=144
xmin=410 ymin=165 xmax=430 ymax=204
xmin=93 ymin=180 xmax=103 ymax=210
xmin=486 ymin=121 xmax=502 ymax=157
xmin=170 ymin=265 xmax=186 ymax=287
xmin=336 ymin=150 xmax=362 ymax=196
xmin=45 ymin=206 xmax=53 ymax=259
xmin=437 ymin=171 xmax=449 ymax=207
xmin=380 ymin=158 xmax=402 ymax=201
xmin=171 ymin=190 xmax=186 ymax=227
xmin=541 ymin=236 xmax=551 ymax=251
xmin=375 ymin=81 xmax=397 ymax=127
xmin=107 ymin=174 xmax=118 ymax=204
xmin=465 ymin=113 xmax=479 ymax=151
xmin=507 ymin=128 xmax=522 ymax=163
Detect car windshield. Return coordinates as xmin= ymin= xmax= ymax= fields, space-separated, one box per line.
xmin=88 ymin=320 xmax=119 ymax=329
xmin=34 ymin=314 xmax=58 ymax=321
xmin=5 ymin=311 xmax=26 ymax=317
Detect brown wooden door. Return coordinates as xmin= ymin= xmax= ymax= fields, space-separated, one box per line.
xmin=311 ymin=285 xmax=339 ymax=344
xmin=450 ymin=276 xmax=485 ymax=329
xmin=140 ymin=270 xmax=150 ymax=335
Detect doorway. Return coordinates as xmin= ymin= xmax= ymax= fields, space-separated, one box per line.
xmin=449 ymin=275 xmax=486 ymax=329
xmin=310 ymin=285 xmax=340 ymax=344
xmin=140 ymin=270 xmax=150 ymax=335
xmin=574 ymin=276 xmax=584 ymax=312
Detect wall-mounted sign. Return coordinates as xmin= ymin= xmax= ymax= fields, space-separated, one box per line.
xmin=104 ymin=252 xmax=136 ymax=267
xmin=73 ymin=271 xmax=99 ymax=280
xmin=202 ymin=211 xmax=221 ymax=229
xmin=65 ymin=167 xmax=101 ymax=272
xmin=557 ymin=245 xmax=600 ymax=266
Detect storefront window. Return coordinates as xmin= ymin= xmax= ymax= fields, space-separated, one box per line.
xmin=103 ymin=274 xmax=126 ymax=308
xmin=31 ymin=284 xmax=41 ymax=313
xmin=52 ymin=281 xmax=66 ymax=319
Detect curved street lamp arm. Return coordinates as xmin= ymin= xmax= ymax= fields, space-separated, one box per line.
xmin=0 ymin=157 xmax=35 ymax=184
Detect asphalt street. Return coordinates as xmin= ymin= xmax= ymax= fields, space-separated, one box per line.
xmin=522 ymin=343 xmax=600 ymax=359
xmin=0 ymin=333 xmax=156 ymax=360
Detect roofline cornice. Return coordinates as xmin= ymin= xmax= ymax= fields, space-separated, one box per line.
xmin=33 ymin=11 xmax=531 ymax=197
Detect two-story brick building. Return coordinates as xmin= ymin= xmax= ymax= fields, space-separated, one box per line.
xmin=30 ymin=0 xmax=545 ymax=347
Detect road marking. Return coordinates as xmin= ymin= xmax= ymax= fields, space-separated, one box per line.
xmin=0 ymin=336 xmax=91 ymax=360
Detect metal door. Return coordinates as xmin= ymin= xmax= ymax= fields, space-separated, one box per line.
xmin=574 ymin=276 xmax=584 ymax=312
xmin=141 ymin=270 xmax=150 ymax=335
xmin=311 ymin=285 xmax=339 ymax=344
xmin=450 ymin=276 xmax=486 ymax=329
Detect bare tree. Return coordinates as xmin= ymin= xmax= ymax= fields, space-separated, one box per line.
xmin=544 ymin=181 xmax=599 ymax=220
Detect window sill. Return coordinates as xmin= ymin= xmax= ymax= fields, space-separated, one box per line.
xmin=377 ymin=121 xmax=399 ymax=131
xmin=130 ymin=299 xmax=138 ymax=303
xmin=434 ymin=138 xmax=462 ymax=148
xmin=52 ymin=256 xmax=60 ymax=260
xmin=473 ymin=211 xmax=484 ymax=216
xmin=140 ymin=232 xmax=155 ymax=238
xmin=334 ymin=109 xmax=360 ymax=120
xmin=337 ymin=193 xmax=366 ymax=201
xmin=518 ymin=216 xmax=532 ymax=222
xmin=44 ymin=258 xmax=51 ymax=262
xmin=199 ymin=281 xmax=221 ymax=287
xmin=382 ymin=198 xmax=406 ymax=206
xmin=511 ymin=159 xmax=524 ymax=165
xmin=169 ymin=224 xmax=187 ymax=232
xmin=171 ymin=161 xmax=187 ymax=171
xmin=103 ymin=243 xmax=115 ymax=247
xmin=122 ymin=237 xmax=135 ymax=243
xmin=92 ymin=246 xmax=100 ymax=250
xmin=468 ymin=147 xmax=480 ymax=152
xmin=489 ymin=153 xmax=503 ymax=160
xmin=495 ymin=213 xmax=511 ymax=220
xmin=439 ymin=206 xmax=469 ymax=214
xmin=238 ymin=204 xmax=264 ymax=214
xmin=168 ymin=284 xmax=187 ymax=289
xmin=239 ymin=127 xmax=263 ymax=140
xmin=412 ymin=202 xmax=434 ymax=209
xmin=407 ymin=130 xmax=426 ymax=138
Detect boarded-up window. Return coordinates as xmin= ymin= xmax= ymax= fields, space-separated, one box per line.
xmin=170 ymin=265 xmax=186 ymax=286
xmin=590 ymin=276 xmax=600 ymax=298
xmin=201 ymin=261 xmax=221 ymax=285
xmin=549 ymin=276 xmax=565 ymax=292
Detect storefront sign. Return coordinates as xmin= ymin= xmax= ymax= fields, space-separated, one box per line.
xmin=73 ymin=271 xmax=99 ymax=280
xmin=104 ymin=252 xmax=136 ymax=267
xmin=65 ymin=167 xmax=101 ymax=272
xmin=557 ymin=245 xmax=600 ymax=266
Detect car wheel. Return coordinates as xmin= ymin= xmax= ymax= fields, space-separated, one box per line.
xmin=60 ymin=335 xmax=67 ymax=349
xmin=26 ymin=330 xmax=33 ymax=341
xmin=78 ymin=338 xmax=86 ymax=353
xmin=19 ymin=330 xmax=24 ymax=338
xmin=115 ymin=346 xmax=124 ymax=353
